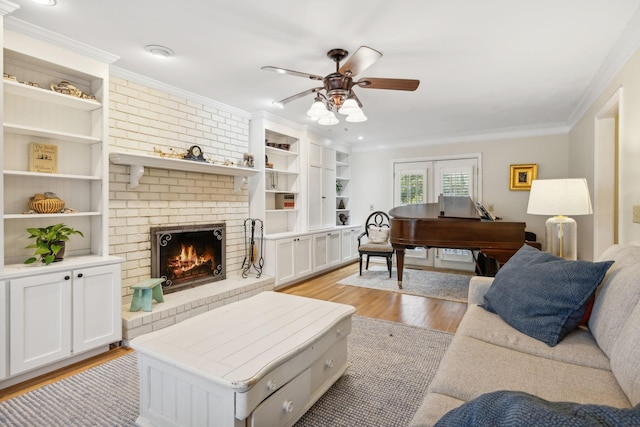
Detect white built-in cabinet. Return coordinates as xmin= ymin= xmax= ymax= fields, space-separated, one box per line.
xmin=9 ymin=262 xmax=121 ymax=376
xmin=265 ymin=235 xmax=312 ymax=285
xmin=308 ymin=141 xmax=336 ymax=230
xmin=0 ymin=26 xmax=123 ymax=387
xmin=341 ymin=226 xmax=361 ymax=262
xmin=313 ymin=230 xmax=341 ymax=271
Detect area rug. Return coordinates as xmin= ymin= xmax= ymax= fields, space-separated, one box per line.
xmin=338 ymin=265 xmax=472 ymax=303
xmin=0 ymin=316 xmax=452 ymax=427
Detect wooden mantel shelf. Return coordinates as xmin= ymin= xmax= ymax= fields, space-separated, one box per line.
xmin=109 ymin=151 xmax=258 ymax=192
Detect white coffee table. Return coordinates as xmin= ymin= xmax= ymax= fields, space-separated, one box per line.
xmin=130 ymin=291 xmax=355 ymax=427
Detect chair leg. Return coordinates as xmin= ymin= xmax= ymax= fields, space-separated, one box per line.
xmin=366 ymin=255 xmax=370 ymax=270
xmin=387 ymin=256 xmax=392 ymax=278
xmin=359 ymin=255 xmax=363 ymax=276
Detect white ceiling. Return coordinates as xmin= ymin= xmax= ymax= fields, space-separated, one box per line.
xmin=8 ymin=0 xmax=640 ymax=148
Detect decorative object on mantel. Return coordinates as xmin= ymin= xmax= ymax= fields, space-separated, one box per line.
xmin=183 ymin=145 xmax=206 ymax=162
xmin=242 ymin=152 xmax=255 ymax=167
xmin=24 ymin=223 xmax=84 ymax=265
xmin=154 ymin=146 xmax=187 ymax=159
xmin=50 ymin=80 xmax=97 ymax=100
xmin=242 ymin=218 xmax=264 ymax=278
xmin=339 ymin=213 xmax=349 ymax=225
xmin=27 ymin=192 xmax=65 ymax=213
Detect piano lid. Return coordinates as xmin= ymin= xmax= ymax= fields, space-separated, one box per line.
xmin=388 ymin=196 xmax=480 ymax=220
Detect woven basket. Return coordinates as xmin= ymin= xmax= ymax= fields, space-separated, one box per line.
xmin=29 ymin=198 xmax=65 ymax=214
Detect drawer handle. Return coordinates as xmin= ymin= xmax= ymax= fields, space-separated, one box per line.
xmin=336 ymin=328 xmax=345 ymax=336
xmin=267 ymin=380 xmax=278 ymax=391
xmin=325 ymin=359 xmax=334 ymax=368
xmin=283 ymin=400 xmax=295 ymax=413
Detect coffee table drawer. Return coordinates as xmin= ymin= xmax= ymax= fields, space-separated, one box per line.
xmin=249 ymin=368 xmax=311 ymax=427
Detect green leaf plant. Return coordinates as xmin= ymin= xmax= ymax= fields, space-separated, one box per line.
xmin=24 ymin=223 xmax=84 ymax=265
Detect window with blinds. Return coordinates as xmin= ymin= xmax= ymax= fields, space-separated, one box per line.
xmin=399 ymin=173 xmax=425 ymax=204
xmin=441 ymin=171 xmax=470 ymax=196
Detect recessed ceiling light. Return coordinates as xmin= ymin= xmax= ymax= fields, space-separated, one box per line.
xmin=358 ymin=136 xmax=364 ymax=140
xmin=144 ymin=45 xmax=175 ymax=58
xmin=32 ymin=0 xmax=56 ymax=5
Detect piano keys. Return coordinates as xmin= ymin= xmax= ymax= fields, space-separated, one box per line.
xmin=388 ymin=196 xmax=525 ymax=284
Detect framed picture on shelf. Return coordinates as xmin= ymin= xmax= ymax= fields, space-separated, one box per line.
xmin=509 ymin=163 xmax=537 ymax=190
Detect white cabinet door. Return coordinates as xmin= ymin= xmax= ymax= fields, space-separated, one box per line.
xmin=73 ymin=264 xmax=122 ymax=353
xmin=308 ymin=163 xmax=322 ymax=230
xmin=0 ymin=281 xmax=6 ymax=380
xmin=10 ymin=271 xmax=72 ymax=376
xmin=275 ymin=239 xmax=296 ymax=284
xmin=294 ymin=235 xmax=313 ymax=278
xmin=327 ymin=231 xmax=341 ymax=267
xmin=313 ymin=233 xmax=329 ymax=271
xmin=341 ymin=227 xmax=361 ymax=262
xmin=322 ymin=166 xmax=336 ymax=228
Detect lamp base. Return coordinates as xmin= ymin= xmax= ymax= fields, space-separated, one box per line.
xmin=545 ymin=215 xmax=577 ymax=260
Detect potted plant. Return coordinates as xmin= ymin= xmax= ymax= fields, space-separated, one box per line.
xmin=336 ymin=180 xmax=343 ymax=194
xmin=24 ymin=223 xmax=84 ymax=265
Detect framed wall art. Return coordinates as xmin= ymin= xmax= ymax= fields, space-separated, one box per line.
xmin=509 ymin=163 xmax=538 ymax=191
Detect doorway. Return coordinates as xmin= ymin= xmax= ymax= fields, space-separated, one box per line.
xmin=393 ymin=155 xmax=480 ymax=271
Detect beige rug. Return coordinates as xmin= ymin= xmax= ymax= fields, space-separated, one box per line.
xmin=338 ymin=266 xmax=472 ymax=303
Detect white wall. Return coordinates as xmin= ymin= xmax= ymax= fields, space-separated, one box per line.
xmin=570 ymin=45 xmax=640 ymax=257
xmin=350 ymin=134 xmax=569 ymax=249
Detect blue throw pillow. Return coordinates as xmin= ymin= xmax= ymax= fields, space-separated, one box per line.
xmin=481 ymin=244 xmax=613 ymax=346
xmin=435 ymin=390 xmax=640 ymax=427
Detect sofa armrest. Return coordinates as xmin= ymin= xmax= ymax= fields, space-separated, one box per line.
xmin=468 ymin=276 xmax=494 ymax=305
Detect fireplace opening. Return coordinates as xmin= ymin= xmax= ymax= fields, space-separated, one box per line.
xmin=151 ymin=223 xmax=225 ymax=294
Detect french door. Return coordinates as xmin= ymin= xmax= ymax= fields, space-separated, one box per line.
xmin=393 ymin=157 xmax=479 ymax=271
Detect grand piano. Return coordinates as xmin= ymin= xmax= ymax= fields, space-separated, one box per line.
xmin=389 ymin=196 xmax=526 ymax=283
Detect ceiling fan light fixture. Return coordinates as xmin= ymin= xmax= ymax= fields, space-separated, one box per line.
xmin=346 ymin=111 xmax=367 ymax=123
xmin=338 ymin=98 xmax=360 ymax=115
xmin=307 ymin=100 xmax=328 ymax=119
xmin=318 ymin=111 xmax=339 ymax=126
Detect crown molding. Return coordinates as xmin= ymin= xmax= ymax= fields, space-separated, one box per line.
xmin=4 ymin=17 xmax=119 ymax=64
xmin=0 ymin=0 xmax=19 ymax=16
xmin=350 ymin=122 xmax=570 ymax=152
xmin=111 ymin=66 xmax=251 ymax=120
xmin=567 ymin=6 xmax=640 ymax=127
xmin=250 ymin=111 xmax=306 ymax=130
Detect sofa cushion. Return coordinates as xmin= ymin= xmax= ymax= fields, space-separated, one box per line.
xmin=481 ymin=244 xmax=613 ymax=346
xmin=433 ymin=390 xmax=640 ymax=427
xmin=458 ymin=305 xmax=611 ymax=370
xmin=589 ymin=244 xmax=640 ymax=358
xmin=610 ymin=301 xmax=640 ymax=406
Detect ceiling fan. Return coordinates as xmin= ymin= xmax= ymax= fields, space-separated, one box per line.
xmin=262 ymin=46 xmax=420 ymax=125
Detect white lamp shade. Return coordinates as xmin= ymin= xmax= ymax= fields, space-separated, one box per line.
xmin=307 ymin=101 xmax=328 ymax=119
xmin=318 ymin=111 xmax=339 ymax=125
xmin=346 ymin=111 xmax=367 ymax=122
xmin=527 ymin=178 xmax=593 ymax=216
xmin=338 ymin=98 xmax=360 ymax=115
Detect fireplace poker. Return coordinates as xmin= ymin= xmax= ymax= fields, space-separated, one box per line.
xmin=242 ymin=218 xmax=264 ymax=278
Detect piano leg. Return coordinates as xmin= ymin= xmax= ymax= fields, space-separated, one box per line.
xmin=395 ymin=248 xmax=405 ymax=287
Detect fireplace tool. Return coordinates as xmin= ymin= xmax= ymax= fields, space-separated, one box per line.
xmin=242 ymin=218 xmax=264 ymax=278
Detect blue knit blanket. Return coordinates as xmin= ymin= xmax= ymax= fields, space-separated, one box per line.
xmin=435 ymin=390 xmax=640 ymax=427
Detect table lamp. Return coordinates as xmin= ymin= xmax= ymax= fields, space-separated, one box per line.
xmin=526 ymin=178 xmax=593 ymax=260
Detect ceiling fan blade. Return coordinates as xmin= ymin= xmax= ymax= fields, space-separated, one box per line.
xmin=339 ymin=46 xmax=382 ymax=77
xmin=261 ymin=66 xmax=323 ymax=81
xmin=356 ymin=78 xmax=420 ymax=91
xmin=274 ymin=87 xmax=324 ymax=107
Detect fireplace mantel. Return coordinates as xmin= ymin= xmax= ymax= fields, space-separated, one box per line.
xmin=110 ymin=151 xmax=259 ymax=191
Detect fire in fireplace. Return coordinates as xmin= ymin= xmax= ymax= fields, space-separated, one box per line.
xmin=151 ymin=223 xmax=225 ymax=294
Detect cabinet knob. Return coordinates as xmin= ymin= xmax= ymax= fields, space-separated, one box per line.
xmin=77 ymin=273 xmax=83 ymax=278
xmin=325 ymin=359 xmax=334 ymax=368
xmin=336 ymin=328 xmax=345 ymax=336
xmin=64 ymin=275 xmax=70 ymax=280
xmin=267 ymin=380 xmax=278 ymax=391
xmin=283 ymin=400 xmax=295 ymax=413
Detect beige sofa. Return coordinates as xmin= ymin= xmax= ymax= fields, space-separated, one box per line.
xmin=410 ymin=244 xmax=640 ymax=426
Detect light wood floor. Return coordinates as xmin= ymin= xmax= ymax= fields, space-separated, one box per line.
xmin=0 ymin=262 xmax=468 ymax=402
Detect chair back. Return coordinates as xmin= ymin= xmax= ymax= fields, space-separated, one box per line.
xmin=364 ymin=211 xmax=391 ymax=243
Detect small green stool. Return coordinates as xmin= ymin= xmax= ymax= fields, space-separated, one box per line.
xmin=130 ymin=278 xmax=165 ymax=312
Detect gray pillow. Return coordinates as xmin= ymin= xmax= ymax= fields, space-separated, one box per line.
xmin=481 ymin=244 xmax=613 ymax=346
